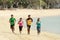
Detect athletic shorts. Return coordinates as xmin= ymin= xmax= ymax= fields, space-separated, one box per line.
xmin=10 ymin=24 xmax=15 ymax=29
xmin=27 ymin=25 xmax=31 ymax=30
xmin=19 ymin=26 xmax=23 ymax=31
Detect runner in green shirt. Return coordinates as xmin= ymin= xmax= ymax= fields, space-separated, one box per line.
xmin=9 ymin=14 xmax=16 ymax=33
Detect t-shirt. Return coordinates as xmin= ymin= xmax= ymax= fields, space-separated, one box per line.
xmin=36 ymin=21 xmax=41 ymax=28
xmin=9 ymin=18 xmax=16 ymax=25
xmin=18 ymin=21 xmax=23 ymax=27
xmin=26 ymin=18 xmax=33 ymax=25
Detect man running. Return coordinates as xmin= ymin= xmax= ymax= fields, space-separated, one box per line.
xmin=26 ymin=15 xmax=33 ymax=34
xmin=9 ymin=14 xmax=16 ymax=33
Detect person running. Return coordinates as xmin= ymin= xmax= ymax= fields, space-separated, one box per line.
xmin=9 ymin=14 xmax=16 ymax=33
xmin=36 ymin=18 xmax=41 ymax=35
xmin=18 ymin=18 xmax=23 ymax=34
xmin=26 ymin=15 xmax=33 ymax=34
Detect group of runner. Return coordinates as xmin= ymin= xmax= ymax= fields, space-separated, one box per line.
xmin=9 ymin=14 xmax=41 ymax=35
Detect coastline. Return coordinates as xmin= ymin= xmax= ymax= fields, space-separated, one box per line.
xmin=0 ymin=9 xmax=60 ymax=40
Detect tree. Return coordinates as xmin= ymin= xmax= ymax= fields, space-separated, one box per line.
xmin=7 ymin=0 xmax=14 ymax=8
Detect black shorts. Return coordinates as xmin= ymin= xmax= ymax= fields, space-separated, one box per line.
xmin=19 ymin=26 xmax=23 ymax=31
xmin=10 ymin=24 xmax=15 ymax=29
xmin=27 ymin=25 xmax=31 ymax=30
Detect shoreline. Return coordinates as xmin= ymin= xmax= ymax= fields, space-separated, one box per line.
xmin=0 ymin=9 xmax=60 ymax=40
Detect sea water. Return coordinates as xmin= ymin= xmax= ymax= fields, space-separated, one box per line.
xmin=23 ymin=16 xmax=60 ymax=34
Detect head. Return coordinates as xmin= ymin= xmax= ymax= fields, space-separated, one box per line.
xmin=11 ymin=14 xmax=13 ymax=18
xmin=20 ymin=18 xmax=22 ymax=21
xmin=28 ymin=15 xmax=31 ymax=18
xmin=37 ymin=18 xmax=40 ymax=21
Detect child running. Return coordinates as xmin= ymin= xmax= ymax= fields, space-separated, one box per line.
xmin=36 ymin=18 xmax=41 ymax=35
xmin=26 ymin=15 xmax=33 ymax=34
xmin=9 ymin=14 xmax=16 ymax=33
xmin=18 ymin=18 xmax=23 ymax=34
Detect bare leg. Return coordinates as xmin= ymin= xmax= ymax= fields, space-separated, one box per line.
xmin=37 ymin=30 xmax=40 ymax=35
xmin=12 ymin=28 xmax=14 ymax=33
xmin=11 ymin=26 xmax=15 ymax=33
xmin=27 ymin=28 xmax=30 ymax=34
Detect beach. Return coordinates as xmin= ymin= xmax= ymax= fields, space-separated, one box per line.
xmin=0 ymin=9 xmax=60 ymax=40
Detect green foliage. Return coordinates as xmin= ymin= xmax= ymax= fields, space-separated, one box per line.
xmin=40 ymin=0 xmax=47 ymax=6
xmin=8 ymin=0 xmax=14 ymax=3
xmin=0 ymin=0 xmax=42 ymax=8
xmin=0 ymin=0 xmax=3 ymax=3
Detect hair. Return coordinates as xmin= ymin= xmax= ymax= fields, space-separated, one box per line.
xmin=28 ymin=15 xmax=31 ymax=17
xmin=37 ymin=18 xmax=40 ymax=21
xmin=20 ymin=18 xmax=22 ymax=21
xmin=11 ymin=14 xmax=13 ymax=16
xmin=20 ymin=18 xmax=22 ymax=19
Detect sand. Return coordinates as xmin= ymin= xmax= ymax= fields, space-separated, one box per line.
xmin=0 ymin=9 xmax=60 ymax=40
